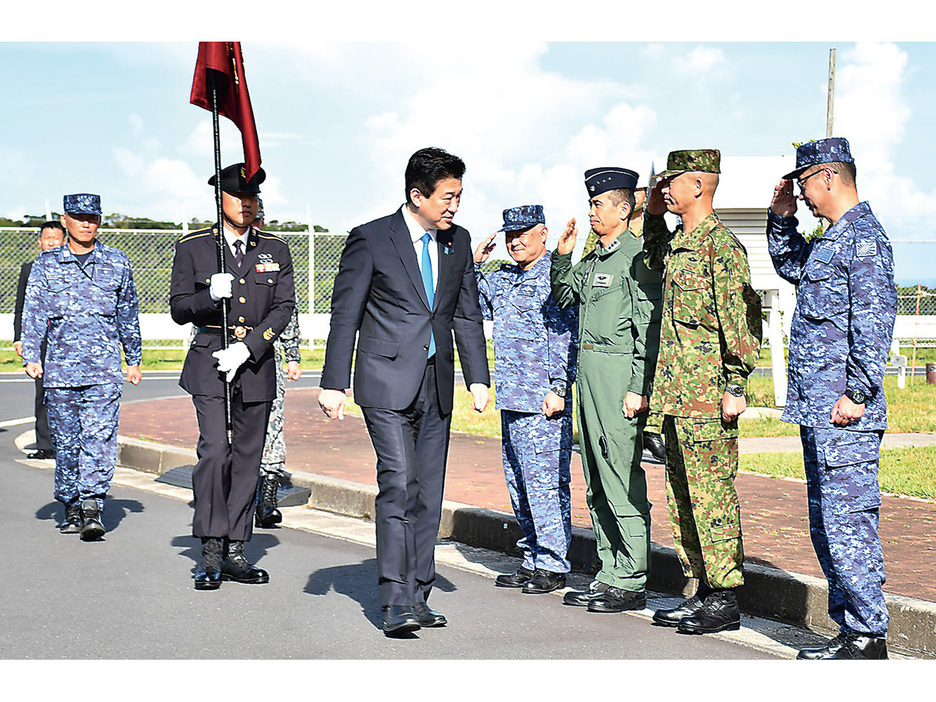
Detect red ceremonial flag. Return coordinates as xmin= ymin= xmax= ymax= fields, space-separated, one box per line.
xmin=190 ymin=41 xmax=262 ymax=181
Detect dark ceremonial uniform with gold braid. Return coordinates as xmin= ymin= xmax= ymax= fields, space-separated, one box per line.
xmin=170 ymin=225 xmax=295 ymax=541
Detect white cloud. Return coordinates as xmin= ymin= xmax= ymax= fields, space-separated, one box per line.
xmin=835 ymin=42 xmax=936 ymax=241
xmin=272 ymin=42 xmax=656 ymax=239
xmin=673 ymin=46 xmax=726 ymax=78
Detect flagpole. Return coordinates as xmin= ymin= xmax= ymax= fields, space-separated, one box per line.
xmin=210 ymin=71 xmax=234 ymax=444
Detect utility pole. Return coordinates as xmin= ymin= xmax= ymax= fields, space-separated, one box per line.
xmin=826 ymin=48 xmax=836 ymax=137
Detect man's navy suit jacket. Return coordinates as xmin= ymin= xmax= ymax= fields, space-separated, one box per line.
xmin=321 ymin=207 xmax=489 ymax=413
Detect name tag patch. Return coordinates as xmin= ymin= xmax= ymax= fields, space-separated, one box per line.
xmin=814 ymin=247 xmax=834 ymax=264
xmin=592 ymin=273 xmax=613 ymax=288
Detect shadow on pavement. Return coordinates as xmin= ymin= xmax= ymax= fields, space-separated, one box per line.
xmin=303 ymin=558 xmax=457 ymax=630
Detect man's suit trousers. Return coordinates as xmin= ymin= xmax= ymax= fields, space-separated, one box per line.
xmin=362 ymin=360 xmax=451 ymax=607
xmin=190 ymin=390 xmax=271 ymax=542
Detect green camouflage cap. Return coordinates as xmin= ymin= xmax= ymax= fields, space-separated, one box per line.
xmin=657 ymin=149 xmax=721 ymax=179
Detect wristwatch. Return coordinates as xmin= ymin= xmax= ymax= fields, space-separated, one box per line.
xmin=844 ymin=388 xmax=867 ymax=405
xmin=725 ymin=384 xmax=745 ymax=398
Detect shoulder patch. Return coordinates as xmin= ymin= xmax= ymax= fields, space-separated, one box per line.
xmin=856 ymin=240 xmax=876 ymax=259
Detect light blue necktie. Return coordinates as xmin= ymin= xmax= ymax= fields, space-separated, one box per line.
xmin=420 ymin=232 xmax=436 ymax=358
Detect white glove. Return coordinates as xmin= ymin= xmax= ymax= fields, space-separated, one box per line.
xmin=212 ymin=342 xmax=250 ymax=382
xmin=209 ymin=273 xmax=234 ymax=301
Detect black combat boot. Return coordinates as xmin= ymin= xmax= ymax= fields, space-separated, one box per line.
xmin=521 ymin=569 xmax=566 ymax=594
xmin=79 ymin=499 xmax=105 ymax=541
xmin=643 ymin=432 xmax=666 ymax=463
xmin=221 ymin=540 xmax=270 ymax=584
xmin=676 ymin=588 xmax=741 ymax=634
xmin=652 ymin=582 xmax=712 ymax=627
xmin=495 ymin=565 xmax=534 ymax=588
xmin=194 ymin=537 xmax=223 ymax=591
xmin=59 ymin=503 xmax=82 ymax=534
xmin=254 ymin=473 xmax=283 ymax=528
xmin=797 ymin=630 xmax=888 ymax=660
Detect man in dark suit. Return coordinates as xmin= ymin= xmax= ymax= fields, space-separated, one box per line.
xmin=319 ymin=147 xmax=490 ymax=635
xmin=170 ymin=163 xmax=295 ymax=590
xmin=13 ymin=221 xmax=66 ymax=460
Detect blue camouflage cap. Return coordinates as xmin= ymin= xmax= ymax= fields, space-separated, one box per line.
xmin=63 ymin=193 xmax=102 ymax=216
xmin=584 ymin=167 xmax=639 ymax=196
xmin=498 ymin=204 xmax=545 ymax=232
xmin=784 ymin=137 xmax=854 ymax=179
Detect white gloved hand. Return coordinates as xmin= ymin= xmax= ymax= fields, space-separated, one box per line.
xmin=209 ymin=273 xmax=234 ymax=301
xmin=212 ymin=342 xmax=250 ymax=382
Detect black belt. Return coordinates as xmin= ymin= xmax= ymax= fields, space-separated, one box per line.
xmin=196 ymin=324 xmax=254 ymax=341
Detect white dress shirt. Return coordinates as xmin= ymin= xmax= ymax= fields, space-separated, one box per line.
xmin=222 ymin=226 xmax=252 ymax=262
xmin=401 ymin=205 xmax=439 ymax=294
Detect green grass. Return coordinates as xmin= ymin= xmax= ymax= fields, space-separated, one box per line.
xmin=742 ymin=446 xmax=936 ymax=501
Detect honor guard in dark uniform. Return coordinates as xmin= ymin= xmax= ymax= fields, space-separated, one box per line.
xmin=170 ymin=163 xmax=296 ymax=590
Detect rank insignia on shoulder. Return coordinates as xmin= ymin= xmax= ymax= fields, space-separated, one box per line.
xmin=592 ymin=273 xmax=613 ymax=288
xmin=262 ymin=328 xmax=274 ymax=341
xmin=856 ymin=240 xmax=876 ymax=259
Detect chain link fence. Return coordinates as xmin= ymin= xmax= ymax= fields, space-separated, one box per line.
xmin=0 ymin=227 xmax=350 ymax=348
xmin=3 ymin=226 xmax=936 ymax=352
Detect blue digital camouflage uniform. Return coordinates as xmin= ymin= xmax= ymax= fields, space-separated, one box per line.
xmin=767 ymin=202 xmax=896 ymax=637
xmin=476 ymin=250 xmax=578 ymax=573
xmin=21 ymin=243 xmax=142 ymax=510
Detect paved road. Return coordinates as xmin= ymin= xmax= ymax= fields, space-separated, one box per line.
xmin=0 ymin=383 xmax=780 ymax=660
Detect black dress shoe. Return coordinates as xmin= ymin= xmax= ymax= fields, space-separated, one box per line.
xmin=382 ymin=605 xmax=421 ymax=635
xmin=652 ymin=585 xmax=711 ymax=627
xmin=495 ymin=565 xmax=534 ymax=588
xmin=563 ymin=580 xmax=610 ymax=606
xmin=194 ymin=537 xmax=223 ymax=591
xmin=79 ymin=499 xmax=105 ymax=542
xmin=413 ymin=603 xmax=447 ymax=627
xmin=521 ymin=569 xmax=566 ymax=594
xmin=587 ymin=587 xmax=647 ymax=613
xmin=27 ymin=449 xmax=55 ymax=460
xmin=677 ymin=588 xmax=741 ymax=634
xmin=797 ymin=630 xmax=888 ymax=660
xmin=221 ymin=541 xmax=269 ymax=584
xmin=59 ymin=503 xmax=82 ymax=534
xmin=643 ymin=433 xmax=666 ymax=463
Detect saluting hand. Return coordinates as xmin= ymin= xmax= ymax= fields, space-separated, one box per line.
xmin=770 ymin=179 xmax=798 ymax=218
xmin=556 ymin=218 xmax=578 ymax=255
xmin=647 ymin=179 xmax=668 ymax=216
xmin=474 ymin=233 xmax=497 ymax=264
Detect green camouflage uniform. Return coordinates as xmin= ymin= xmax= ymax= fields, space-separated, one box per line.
xmin=643 ymin=204 xmax=761 ymax=590
xmin=551 ymin=231 xmax=662 ymax=591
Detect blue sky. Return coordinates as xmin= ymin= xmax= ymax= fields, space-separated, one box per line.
xmin=3 ymin=3 xmax=935 ymax=284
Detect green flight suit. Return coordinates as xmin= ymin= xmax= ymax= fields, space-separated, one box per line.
xmin=551 ymin=232 xmax=662 ymax=591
